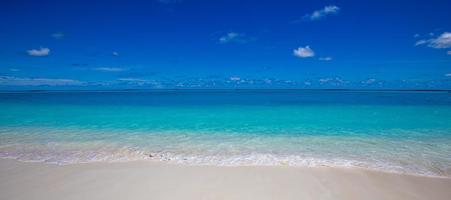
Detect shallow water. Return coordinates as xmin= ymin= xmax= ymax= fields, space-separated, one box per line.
xmin=0 ymin=90 xmax=450 ymax=176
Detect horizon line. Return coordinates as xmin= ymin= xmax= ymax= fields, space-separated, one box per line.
xmin=0 ymin=88 xmax=450 ymax=93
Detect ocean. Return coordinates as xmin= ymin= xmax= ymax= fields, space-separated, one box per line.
xmin=0 ymin=90 xmax=450 ymax=177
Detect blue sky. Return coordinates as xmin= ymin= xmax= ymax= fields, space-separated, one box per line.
xmin=0 ymin=0 xmax=450 ymax=90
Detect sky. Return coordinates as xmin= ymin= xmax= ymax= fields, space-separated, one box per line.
xmin=0 ymin=0 xmax=450 ymax=90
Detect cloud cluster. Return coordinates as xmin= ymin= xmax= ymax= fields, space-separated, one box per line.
xmin=293 ymin=46 xmax=315 ymax=58
xmin=415 ymin=32 xmax=451 ymax=55
xmin=27 ymin=47 xmax=50 ymax=57
xmin=0 ymin=76 xmax=84 ymax=86
xmin=318 ymin=77 xmax=348 ymax=85
xmin=118 ymin=78 xmax=163 ymax=88
xmin=3 ymin=74 xmax=448 ymax=89
xmin=427 ymin=32 xmax=451 ymax=48
xmin=304 ymin=5 xmax=340 ymax=21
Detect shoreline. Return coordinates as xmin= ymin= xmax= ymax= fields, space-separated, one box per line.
xmin=1 ymin=156 xmax=450 ymax=179
xmin=1 ymin=158 xmax=450 ymax=200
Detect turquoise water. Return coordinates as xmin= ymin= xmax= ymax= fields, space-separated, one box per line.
xmin=0 ymin=90 xmax=450 ymax=176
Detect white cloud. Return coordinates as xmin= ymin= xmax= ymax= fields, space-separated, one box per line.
xmin=362 ymin=78 xmax=376 ymax=84
xmin=112 ymin=52 xmax=119 ymax=56
xmin=219 ymin=32 xmax=251 ymax=44
xmin=415 ymin=32 xmax=451 ymax=49
xmin=219 ymin=32 xmax=238 ymax=43
xmin=447 ymin=50 xmax=451 ymax=55
xmin=318 ymin=77 xmax=347 ymax=85
xmin=445 ymin=73 xmax=451 ymax=77
xmin=304 ymin=5 xmax=340 ymax=21
xmin=93 ymin=67 xmax=126 ymax=72
xmin=51 ymin=32 xmax=64 ymax=39
xmin=118 ymin=78 xmax=162 ymax=88
xmin=27 ymin=47 xmax=50 ymax=57
xmin=0 ymin=76 xmax=84 ymax=86
xmin=319 ymin=57 xmax=332 ymax=61
xmin=229 ymin=76 xmax=241 ymax=81
xmin=293 ymin=46 xmax=315 ymax=58
xmin=414 ymin=33 xmax=420 ymax=38
xmin=415 ymin=40 xmax=427 ymax=46
xmin=263 ymin=78 xmax=272 ymax=84
xmin=428 ymin=32 xmax=451 ymax=48
xmin=319 ymin=78 xmax=333 ymax=83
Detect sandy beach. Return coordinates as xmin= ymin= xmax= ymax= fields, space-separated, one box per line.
xmin=1 ymin=159 xmax=450 ymax=200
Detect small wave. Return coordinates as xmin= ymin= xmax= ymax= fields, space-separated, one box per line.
xmin=1 ymin=147 xmax=449 ymax=178
xmin=148 ymin=152 xmax=448 ymax=177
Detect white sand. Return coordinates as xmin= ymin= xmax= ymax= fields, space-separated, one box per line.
xmin=1 ymin=158 xmax=450 ymax=200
